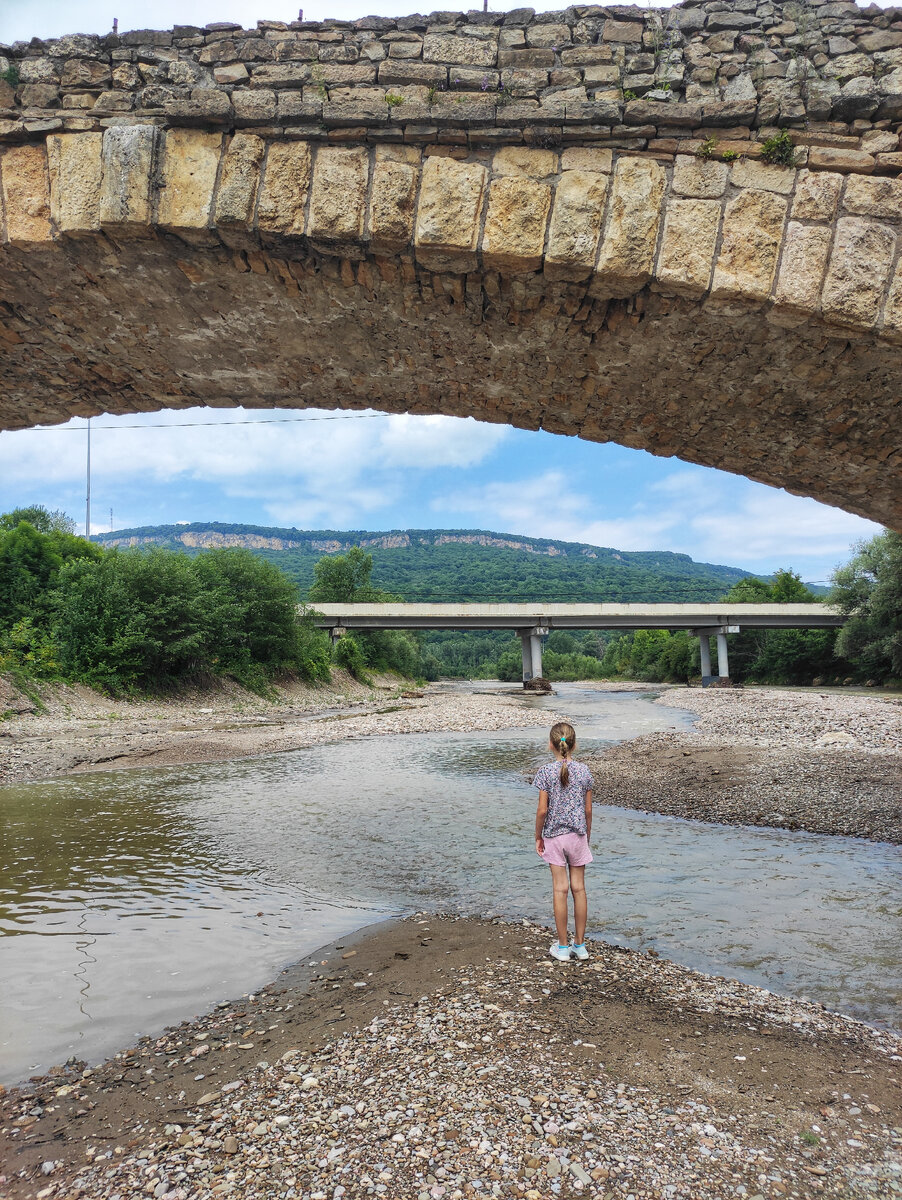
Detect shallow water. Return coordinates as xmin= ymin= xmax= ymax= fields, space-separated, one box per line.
xmin=1 ymin=684 xmax=899 ymax=1084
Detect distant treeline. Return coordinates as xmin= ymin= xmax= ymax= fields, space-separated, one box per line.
xmin=1 ymin=506 xmax=899 ymax=693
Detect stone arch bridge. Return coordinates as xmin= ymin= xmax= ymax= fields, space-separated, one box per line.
xmin=1 ymin=2 xmax=901 ymax=526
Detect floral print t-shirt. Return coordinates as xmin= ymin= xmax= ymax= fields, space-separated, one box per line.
xmin=533 ymin=759 xmax=594 ymax=839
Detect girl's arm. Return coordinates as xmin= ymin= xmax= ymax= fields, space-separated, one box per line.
xmin=535 ymin=790 xmax=549 ymax=855
xmin=585 ymin=789 xmax=593 ymax=844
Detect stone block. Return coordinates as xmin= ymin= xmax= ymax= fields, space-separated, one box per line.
xmin=807 ymin=146 xmax=875 ymax=174
xmin=582 ymin=65 xmax=620 ymax=86
xmin=250 ymin=64 xmax=312 ymax=88
xmin=526 ymin=24 xmax=570 ymax=50
xmin=157 ymin=128 xmax=221 ymax=240
xmin=623 ymin=101 xmax=703 ymax=128
xmin=842 ymin=175 xmax=902 ymax=221
xmin=257 ymin=140 xmax=312 ymax=238
xmin=602 ymin=20 xmax=643 ymax=44
xmin=730 ymin=159 xmax=796 ymax=195
xmin=415 ymin=155 xmax=487 ymax=272
xmin=214 ymin=62 xmax=249 ymax=84
xmin=498 ymin=49 xmax=555 ymax=68
xmin=47 ymin=131 xmax=103 ymax=234
xmin=0 ymin=144 xmax=53 ymax=244
xmin=369 ymin=148 xmax=420 ymax=252
xmin=656 ymin=198 xmax=721 ymax=298
xmin=594 ymin=156 xmax=666 ymax=296
xmin=883 ymin=260 xmax=902 ymax=340
xmin=233 ymin=89 xmax=277 ymax=122
xmin=492 ymin=146 xmax=556 ymax=178
xmin=99 ymin=124 xmax=157 ymax=233
xmin=544 ymin=168 xmax=608 ymax=282
xmin=423 ymin=34 xmax=497 ymax=67
xmin=822 ymin=217 xmax=896 ymax=329
xmin=774 ymin=222 xmax=832 ymax=315
xmin=214 ymin=132 xmax=265 ymax=241
xmin=307 ymin=145 xmax=368 ymax=247
xmin=791 ymin=169 xmax=843 ymax=221
xmin=711 ymin=188 xmax=787 ymax=302
xmin=560 ymin=148 xmax=612 ymax=173
xmin=671 ymin=155 xmax=728 ymax=199
xmin=561 ymin=47 xmax=613 ymax=67
xmin=378 ymin=59 xmax=447 ymax=86
xmin=481 ymin=174 xmax=551 ymax=273
xmin=60 ymin=59 xmax=112 ymax=89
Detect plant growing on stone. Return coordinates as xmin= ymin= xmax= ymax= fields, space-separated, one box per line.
xmin=384 ymin=92 xmax=405 ymax=107
xmin=0 ymin=62 xmax=19 ymax=88
xmin=622 ymin=89 xmax=637 ymax=102
xmin=695 ymin=135 xmax=717 ymax=160
xmin=310 ymin=63 xmax=328 ymax=102
xmin=721 ymin=149 xmax=739 ymax=163
xmin=760 ymin=129 xmax=797 ymax=167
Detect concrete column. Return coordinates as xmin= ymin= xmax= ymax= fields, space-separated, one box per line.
xmin=698 ymin=634 xmax=712 ymax=677
xmin=716 ymin=630 xmax=729 ymax=679
xmin=530 ymin=633 xmax=543 ymax=680
xmin=520 ymin=634 xmax=533 ymax=683
xmin=330 ymin=627 xmax=346 ymax=646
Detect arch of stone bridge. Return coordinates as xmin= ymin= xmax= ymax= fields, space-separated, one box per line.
xmin=0 ymin=128 xmax=900 ymax=528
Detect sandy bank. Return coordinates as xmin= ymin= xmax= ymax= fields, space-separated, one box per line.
xmin=0 ymin=675 xmax=564 ymax=788
xmin=1 ymin=915 xmax=899 ymax=1200
xmin=586 ymin=688 xmax=902 ymax=845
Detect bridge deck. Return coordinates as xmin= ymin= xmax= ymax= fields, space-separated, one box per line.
xmin=308 ymin=603 xmax=842 ymax=631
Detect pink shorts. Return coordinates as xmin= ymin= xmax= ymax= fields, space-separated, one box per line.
xmin=541 ymin=832 xmax=593 ymax=867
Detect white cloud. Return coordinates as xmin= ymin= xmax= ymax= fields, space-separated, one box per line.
xmin=433 ymin=467 xmax=882 ymax=578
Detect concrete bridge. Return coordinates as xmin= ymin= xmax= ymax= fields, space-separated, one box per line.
xmin=1 ymin=3 xmax=901 ymax=527
xmin=310 ymin=601 xmax=843 ymax=682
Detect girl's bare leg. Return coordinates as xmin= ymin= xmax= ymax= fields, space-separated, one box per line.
xmin=570 ymin=865 xmax=587 ymax=944
xmin=550 ymin=864 xmax=570 ymax=944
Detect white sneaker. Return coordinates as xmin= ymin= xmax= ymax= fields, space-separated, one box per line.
xmin=571 ymin=943 xmax=589 ymax=961
xmin=549 ymin=942 xmax=573 ymax=962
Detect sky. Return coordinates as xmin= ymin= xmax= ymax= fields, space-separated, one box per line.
xmin=0 ymin=0 xmax=885 ymax=584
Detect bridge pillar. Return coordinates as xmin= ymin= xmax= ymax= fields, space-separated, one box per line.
xmin=530 ymin=634 xmax=543 ymax=681
xmin=330 ymin=627 xmax=346 ymax=646
xmin=520 ymin=633 xmax=533 ymax=683
xmin=716 ymin=631 xmax=730 ymax=679
xmin=518 ymin=626 xmax=549 ymax=684
xmin=698 ymin=634 xmax=712 ymax=679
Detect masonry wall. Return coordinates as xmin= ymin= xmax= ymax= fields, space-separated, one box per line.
xmin=2 ymin=1 xmax=902 ymax=172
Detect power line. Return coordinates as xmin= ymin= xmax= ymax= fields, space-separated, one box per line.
xmin=9 ymin=413 xmax=388 ymax=433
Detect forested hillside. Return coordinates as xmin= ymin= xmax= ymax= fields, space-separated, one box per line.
xmin=96 ymin=523 xmax=753 ymax=602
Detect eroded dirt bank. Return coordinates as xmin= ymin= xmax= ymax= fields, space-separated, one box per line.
xmin=586 ymin=688 xmax=902 ymax=845
xmin=1 ymin=916 xmax=899 ymax=1200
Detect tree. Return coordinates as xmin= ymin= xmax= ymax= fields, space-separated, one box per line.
xmin=309 ymin=546 xmax=382 ymax=603
xmin=0 ymin=521 xmax=63 ymax=629
xmin=832 ymin=530 xmax=902 ymax=681
xmin=0 ymin=506 xmax=76 ymax=535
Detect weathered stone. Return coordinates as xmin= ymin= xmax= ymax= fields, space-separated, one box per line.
xmin=560 ymin=147 xmax=612 ymax=173
xmin=369 ymin=146 xmax=420 ymax=252
xmin=307 ymin=145 xmax=368 ymax=247
xmin=594 ymin=157 xmax=665 ymax=296
xmin=671 ymin=155 xmax=728 ymax=199
xmin=214 ymin=62 xmax=250 ymax=84
xmin=492 ymin=146 xmax=556 ymax=178
xmin=498 ymin=49 xmax=555 ymax=68
xmin=481 ymin=174 xmax=551 ymax=273
xmin=415 ymin=155 xmax=487 ymax=272
xmin=526 ymin=24 xmax=570 ymax=50
xmin=98 ymin=125 xmax=157 ymax=233
xmin=729 ymin=159 xmax=796 ymax=195
xmin=791 ymin=169 xmax=843 ymax=221
xmin=883 ymin=260 xmax=902 ymax=340
xmin=423 ymin=34 xmax=497 ymax=67
xmin=856 ymin=31 xmax=902 ymax=53
xmin=377 ymin=59 xmax=446 ymax=86
xmin=214 ymin=132 xmax=265 ymax=240
xmin=582 ymin=64 xmax=620 ymax=87
xmin=807 ymin=146 xmax=875 ymax=174
xmin=60 ymin=59 xmax=111 ymax=89
xmin=602 ymin=20 xmax=643 ymax=44
xmin=46 ymin=131 xmax=103 ymax=233
xmin=656 ymin=198 xmax=721 ymax=298
xmin=544 ymin=169 xmax=607 ymax=282
xmin=0 ymin=144 xmax=52 ymax=244
xmin=774 ymin=222 xmax=833 ymax=314
xmin=158 ymin=129 xmax=221 ymax=239
xmin=842 ymin=174 xmax=902 ymax=221
xmin=711 ymin=189 xmax=787 ymax=302
xmin=249 ymin=63 xmax=312 ymax=88
xmin=821 ymin=216 xmax=896 ymax=328
xmin=257 ymin=140 xmax=312 ymax=238
xmin=233 ymin=89 xmax=277 ymax=122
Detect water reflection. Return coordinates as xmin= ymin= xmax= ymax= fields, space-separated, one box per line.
xmin=1 ymin=685 xmax=899 ymax=1086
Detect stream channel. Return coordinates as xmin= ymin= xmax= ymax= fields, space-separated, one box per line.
xmin=1 ymin=684 xmax=899 ymax=1085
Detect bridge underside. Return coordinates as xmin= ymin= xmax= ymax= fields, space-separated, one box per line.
xmin=2 ymin=231 xmax=899 ymax=526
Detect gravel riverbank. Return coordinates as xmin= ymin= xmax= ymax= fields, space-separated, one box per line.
xmin=0 ymin=675 xmax=564 ymax=787
xmin=2 ymin=915 xmax=899 ymax=1200
xmin=586 ymin=688 xmax=902 ymax=845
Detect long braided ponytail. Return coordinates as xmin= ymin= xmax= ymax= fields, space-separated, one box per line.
xmin=550 ymin=721 xmax=576 ymax=787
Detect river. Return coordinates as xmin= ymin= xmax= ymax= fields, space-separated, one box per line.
xmin=1 ymin=684 xmax=899 ymax=1085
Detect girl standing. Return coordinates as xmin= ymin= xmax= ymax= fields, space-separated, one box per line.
xmin=533 ymin=721 xmax=594 ymax=962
